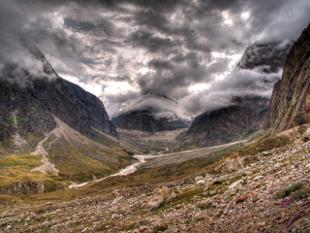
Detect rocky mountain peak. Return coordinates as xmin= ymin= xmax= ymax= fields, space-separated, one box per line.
xmin=238 ymin=40 xmax=293 ymax=73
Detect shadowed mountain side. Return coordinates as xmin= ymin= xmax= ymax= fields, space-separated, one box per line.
xmin=268 ymin=23 xmax=310 ymax=133
xmin=182 ymin=96 xmax=269 ymax=147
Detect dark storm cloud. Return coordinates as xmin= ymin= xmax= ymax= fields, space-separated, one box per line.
xmin=180 ymin=68 xmax=282 ymax=116
xmin=1 ymin=0 xmax=310 ymax=116
xmin=137 ymin=54 xmax=230 ymax=99
xmin=64 ymin=18 xmax=96 ymax=32
xmin=129 ymin=30 xmax=178 ymax=53
xmin=148 ymin=59 xmax=174 ymax=70
xmin=128 ymin=0 xmax=183 ymax=11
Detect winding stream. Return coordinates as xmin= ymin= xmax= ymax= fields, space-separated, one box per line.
xmin=68 ymin=154 xmax=159 ymax=189
xmin=68 ymin=139 xmax=249 ymax=189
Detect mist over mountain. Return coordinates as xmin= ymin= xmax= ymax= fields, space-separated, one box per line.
xmin=0 ymin=44 xmax=117 ymax=143
xmin=0 ymin=0 xmax=309 ymax=118
xmin=182 ymin=40 xmax=292 ymax=146
xmin=112 ymin=94 xmax=189 ymax=132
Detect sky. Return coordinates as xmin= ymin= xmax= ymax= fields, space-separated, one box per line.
xmin=0 ymin=0 xmax=310 ymax=118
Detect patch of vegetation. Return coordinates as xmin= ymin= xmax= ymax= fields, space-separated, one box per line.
xmin=291 ymin=187 xmax=310 ymax=200
xmin=163 ymin=186 xmax=205 ymax=209
xmin=0 ymin=153 xmax=42 ymax=170
xmin=3 ymin=115 xmax=14 ymax=127
xmin=274 ymin=182 xmax=309 ymax=200
xmin=47 ymin=137 xmax=113 ymax=182
xmin=24 ymin=133 xmax=43 ymax=149
xmin=15 ymin=116 xmax=26 ymax=126
xmin=119 ymin=221 xmax=139 ymax=231
xmin=240 ymin=135 xmax=291 ymax=157
xmin=0 ymin=139 xmax=14 ymax=149
xmin=0 ymin=153 xmax=64 ymax=195
xmin=152 ymin=224 xmax=168 ymax=233
xmin=204 ymin=175 xmax=242 ymax=199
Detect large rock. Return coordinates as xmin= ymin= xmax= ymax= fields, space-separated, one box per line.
xmin=268 ymin=23 xmax=310 ymax=133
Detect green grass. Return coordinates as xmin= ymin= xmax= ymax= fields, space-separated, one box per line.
xmin=47 ymin=137 xmax=114 ymax=182
xmin=0 ymin=153 xmax=42 ymax=170
xmin=166 ymin=187 xmax=204 ymax=205
xmin=0 ymin=153 xmax=63 ymax=195
xmin=274 ymin=181 xmax=310 ymax=200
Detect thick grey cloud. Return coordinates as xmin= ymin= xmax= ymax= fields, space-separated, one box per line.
xmin=0 ymin=0 xmax=310 ymax=117
xmin=180 ymin=68 xmax=282 ymax=116
xmin=130 ymin=30 xmax=178 ymax=53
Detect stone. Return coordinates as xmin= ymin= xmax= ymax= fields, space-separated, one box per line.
xmin=195 ymin=176 xmax=204 ymax=182
xmin=111 ymin=213 xmax=122 ymax=220
xmin=228 ymin=179 xmax=243 ymax=192
xmin=254 ymin=175 xmax=264 ymax=181
xmin=196 ymin=179 xmax=206 ymax=186
xmin=236 ymin=195 xmax=248 ymax=204
xmin=262 ymin=151 xmax=272 ymax=156
xmin=148 ymin=195 xmax=164 ymax=211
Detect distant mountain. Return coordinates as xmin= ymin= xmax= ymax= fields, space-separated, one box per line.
xmin=0 ymin=45 xmax=131 ymax=194
xmin=268 ymin=23 xmax=310 ymax=133
xmin=183 ymin=96 xmax=269 ymax=147
xmin=183 ymin=40 xmax=292 ymax=147
xmin=112 ymin=94 xmax=188 ymax=132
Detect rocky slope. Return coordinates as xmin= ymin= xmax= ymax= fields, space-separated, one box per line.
xmin=268 ymin=23 xmax=310 ymax=133
xmin=112 ymin=94 xmax=188 ymax=132
xmin=0 ymin=124 xmax=309 ymax=233
xmin=0 ymin=45 xmax=131 ymax=194
xmin=182 ymin=40 xmax=292 ymax=147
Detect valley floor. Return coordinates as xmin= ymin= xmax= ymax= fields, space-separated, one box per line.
xmin=0 ymin=128 xmax=309 ymax=233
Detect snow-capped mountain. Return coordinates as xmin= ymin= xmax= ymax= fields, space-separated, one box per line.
xmin=112 ymin=94 xmax=189 ymax=132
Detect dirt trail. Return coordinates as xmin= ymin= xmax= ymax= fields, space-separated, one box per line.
xmin=31 ymin=119 xmax=61 ymax=176
xmin=69 ymin=155 xmax=151 ymax=189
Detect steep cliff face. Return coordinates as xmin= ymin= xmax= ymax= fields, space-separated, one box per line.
xmin=268 ymin=24 xmax=310 ymax=133
xmin=0 ymin=47 xmax=116 ymax=152
xmin=184 ymin=96 xmax=269 ymax=147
